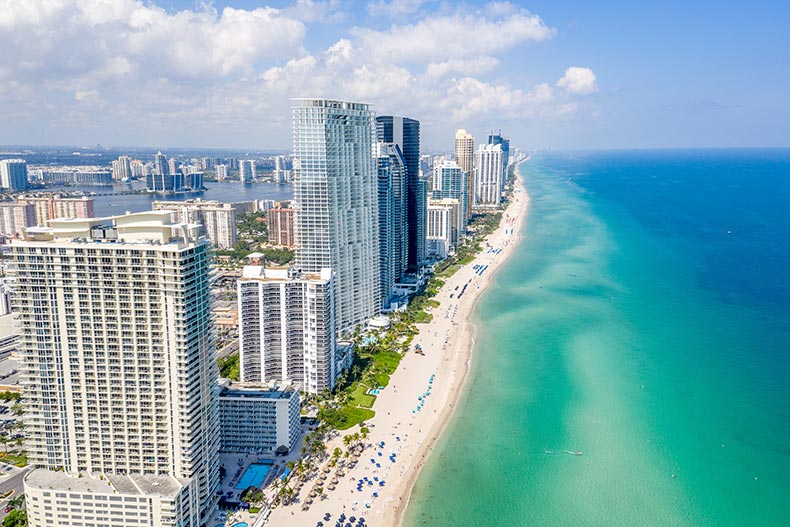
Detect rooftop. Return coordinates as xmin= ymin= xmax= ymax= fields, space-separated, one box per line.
xmin=25 ymin=469 xmax=185 ymax=498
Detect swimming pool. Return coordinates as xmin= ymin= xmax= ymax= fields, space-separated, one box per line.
xmin=235 ymin=463 xmax=272 ymax=489
xmin=231 ymin=523 xmax=249 ymax=527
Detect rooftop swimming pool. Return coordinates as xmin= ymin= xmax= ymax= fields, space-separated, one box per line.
xmin=235 ymin=462 xmax=272 ymax=489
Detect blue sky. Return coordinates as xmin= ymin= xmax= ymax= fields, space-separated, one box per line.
xmin=0 ymin=0 xmax=787 ymax=150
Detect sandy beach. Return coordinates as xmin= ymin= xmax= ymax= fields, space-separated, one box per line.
xmin=265 ymin=173 xmax=529 ymax=527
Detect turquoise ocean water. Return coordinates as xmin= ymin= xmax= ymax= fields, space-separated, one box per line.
xmin=404 ymin=150 xmax=790 ymax=526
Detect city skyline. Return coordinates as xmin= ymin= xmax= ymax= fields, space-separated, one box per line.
xmin=2 ymin=1 xmax=786 ymax=150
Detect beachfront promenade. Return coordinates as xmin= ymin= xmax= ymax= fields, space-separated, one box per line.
xmin=265 ymin=175 xmax=529 ymax=527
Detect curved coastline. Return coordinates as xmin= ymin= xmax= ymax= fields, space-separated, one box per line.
xmin=264 ymin=160 xmax=531 ymax=527
xmin=390 ymin=163 xmax=531 ymax=527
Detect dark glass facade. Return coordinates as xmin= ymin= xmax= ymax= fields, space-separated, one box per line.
xmin=377 ymin=115 xmax=423 ymax=270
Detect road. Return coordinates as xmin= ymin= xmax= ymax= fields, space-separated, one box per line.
xmin=0 ymin=464 xmax=30 ymax=522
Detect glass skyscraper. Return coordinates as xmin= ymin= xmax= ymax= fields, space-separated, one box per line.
xmin=293 ymin=99 xmax=381 ymax=333
xmin=376 ymin=115 xmax=423 ymax=270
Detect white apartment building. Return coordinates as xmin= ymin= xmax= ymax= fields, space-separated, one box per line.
xmin=432 ymin=160 xmax=468 ymax=230
xmin=0 ymin=202 xmax=35 ymax=236
xmin=474 ymin=143 xmax=504 ymax=206
xmin=218 ymin=382 xmax=301 ymax=455
xmin=239 ymin=160 xmax=255 ymax=182
xmin=238 ymin=266 xmax=337 ymax=395
xmin=215 ymin=164 xmax=228 ymax=180
xmin=426 ymin=198 xmax=461 ymax=260
xmin=0 ymin=159 xmax=28 ymax=191
xmin=111 ymin=155 xmax=132 ymax=181
xmin=152 ymin=199 xmax=237 ymax=249
xmin=293 ymin=98 xmax=380 ymax=334
xmin=8 ymin=212 xmax=219 ymax=527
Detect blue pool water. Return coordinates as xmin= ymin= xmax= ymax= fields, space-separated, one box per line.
xmin=369 ymin=388 xmax=381 ymax=395
xmin=235 ymin=463 xmax=271 ymax=489
xmin=232 ymin=523 xmax=249 ymax=527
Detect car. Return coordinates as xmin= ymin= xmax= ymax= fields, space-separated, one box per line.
xmin=4 ymin=506 xmax=12 ymax=513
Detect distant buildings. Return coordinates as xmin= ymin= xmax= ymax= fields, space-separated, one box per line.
xmin=432 ymin=160 xmax=468 ymax=231
xmin=454 ymin=129 xmax=475 ymax=218
xmin=17 ymin=196 xmax=95 ymax=226
xmin=111 ymin=155 xmax=132 ymax=181
xmin=10 ymin=212 xmax=219 ymax=527
xmin=40 ymin=167 xmax=113 ymax=186
xmin=154 ymin=150 xmax=169 ymax=175
xmin=152 ymin=199 xmax=237 ymax=249
xmin=377 ymin=115 xmax=423 ymax=269
xmin=240 ymin=159 xmax=256 ymax=183
xmin=474 ymin=143 xmax=504 ymax=205
xmin=0 ymin=202 xmax=35 ymax=236
xmin=0 ymin=159 xmax=28 ymax=191
xmin=218 ymin=382 xmax=301 ymax=455
xmin=488 ymin=131 xmax=510 ymax=188
xmin=267 ymin=206 xmax=295 ymax=247
xmin=145 ymin=169 xmax=202 ymax=192
xmin=215 ymin=164 xmax=229 ymax=180
xmin=294 ymin=98 xmax=380 ymax=334
xmin=238 ymin=266 xmax=338 ymax=395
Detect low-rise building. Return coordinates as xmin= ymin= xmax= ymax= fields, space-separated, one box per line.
xmin=25 ymin=470 xmax=190 ymax=527
xmin=218 ymin=382 xmax=301 ymax=455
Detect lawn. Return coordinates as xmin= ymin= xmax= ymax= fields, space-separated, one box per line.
xmin=318 ymin=406 xmax=376 ymax=430
xmin=349 ymin=384 xmax=376 ymax=408
xmin=0 ymin=452 xmax=27 ymax=467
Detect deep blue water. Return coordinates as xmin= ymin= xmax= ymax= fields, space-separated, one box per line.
xmin=406 ymin=149 xmax=790 ymax=526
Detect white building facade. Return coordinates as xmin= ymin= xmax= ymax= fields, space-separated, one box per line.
xmin=292 ymin=98 xmax=380 ymax=334
xmin=474 ymin=143 xmax=504 ymax=206
xmin=238 ymin=266 xmax=338 ymax=395
xmin=9 ymin=212 xmax=220 ymax=527
xmin=218 ymin=383 xmax=301 ymax=454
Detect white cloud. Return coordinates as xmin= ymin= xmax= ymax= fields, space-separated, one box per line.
xmin=368 ymin=0 xmax=431 ymax=17
xmin=74 ymin=90 xmax=101 ymax=103
xmin=424 ymin=57 xmax=500 ymax=80
xmin=352 ymin=11 xmax=555 ymax=64
xmin=557 ymin=66 xmax=598 ymax=95
xmin=0 ymin=0 xmax=306 ymax=81
xmin=0 ymin=0 xmax=600 ymax=148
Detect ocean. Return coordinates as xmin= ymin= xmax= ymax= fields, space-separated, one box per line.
xmin=64 ymin=181 xmax=293 ymax=217
xmin=404 ymin=150 xmax=790 ymax=526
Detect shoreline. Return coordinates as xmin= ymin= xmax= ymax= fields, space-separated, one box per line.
xmin=264 ymin=163 xmax=530 ymax=527
xmin=387 ymin=169 xmax=530 ymax=527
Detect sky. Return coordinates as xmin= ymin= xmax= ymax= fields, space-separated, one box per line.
xmin=0 ymin=0 xmax=788 ymax=151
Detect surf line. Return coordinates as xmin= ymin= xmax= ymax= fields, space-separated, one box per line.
xmin=544 ymin=449 xmax=583 ymax=456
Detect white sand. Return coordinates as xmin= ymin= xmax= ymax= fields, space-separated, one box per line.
xmin=265 ymin=176 xmax=529 ymax=527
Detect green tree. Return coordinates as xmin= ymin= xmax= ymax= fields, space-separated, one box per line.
xmin=217 ymin=353 xmax=240 ymax=380
xmin=3 ymin=509 xmax=26 ymax=527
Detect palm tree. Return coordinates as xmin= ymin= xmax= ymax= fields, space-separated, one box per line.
xmin=332 ymin=447 xmax=342 ymax=460
xmin=359 ymin=426 xmax=369 ymax=440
